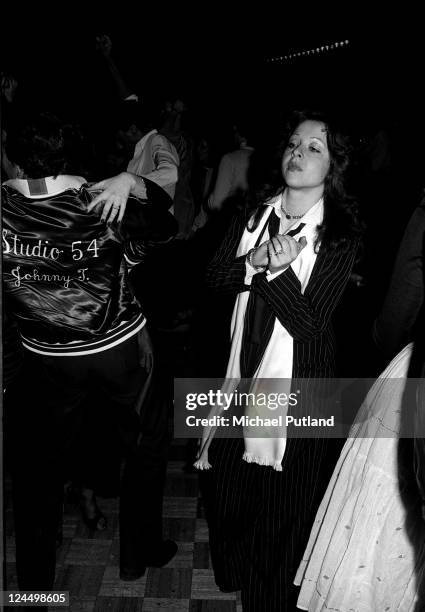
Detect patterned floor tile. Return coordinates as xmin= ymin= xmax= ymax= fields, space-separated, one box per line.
xmin=4 ymin=510 xmax=15 ymax=536
xmin=51 ymin=596 xmax=96 ymax=612
xmin=167 ymin=461 xmax=189 ymax=474
xmin=145 ymin=568 xmax=192 ymax=599
xmin=163 ymin=496 xmax=198 ymax=518
xmin=94 ymin=596 xmax=144 ymax=611
xmin=74 ymin=514 xmax=119 ymax=540
xmin=193 ymin=543 xmax=212 ymax=570
xmin=56 ymin=537 xmax=74 ymax=565
xmin=163 ymin=518 xmax=196 ymax=542
xmin=142 ymin=598 xmax=190 ymax=611
xmin=54 ymin=565 xmax=105 ymax=597
xmin=189 ymin=602 xmax=236 ymax=612
xmin=163 ymin=542 xmax=194 ymax=568
xmin=5 ymin=536 xmax=16 ymax=562
xmin=164 ymin=476 xmax=199 ymax=498
xmin=191 ymin=570 xmax=236 ymax=601
xmin=4 ymin=438 xmax=248 ymax=610
xmin=63 ymin=516 xmax=79 ymax=539
xmin=99 ymin=566 xmax=147 ymax=597
xmin=5 ymin=562 xmax=18 ymax=590
xmin=65 ymin=538 xmax=112 ymax=565
xmin=107 ymin=539 xmax=120 ymax=565
xmin=194 ymin=519 xmax=209 ymax=543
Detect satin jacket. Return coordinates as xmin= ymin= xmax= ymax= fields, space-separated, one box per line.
xmin=2 ymin=176 xmax=177 ymax=356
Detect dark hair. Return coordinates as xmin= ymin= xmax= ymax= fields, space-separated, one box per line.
xmin=246 ymin=109 xmax=363 ymax=252
xmin=6 ymin=113 xmax=69 ymax=178
xmin=114 ymin=100 xmax=156 ymax=134
xmin=6 ymin=112 xmax=97 ymax=179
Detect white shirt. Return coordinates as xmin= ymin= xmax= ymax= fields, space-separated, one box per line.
xmin=227 ymin=193 xmax=324 ymax=468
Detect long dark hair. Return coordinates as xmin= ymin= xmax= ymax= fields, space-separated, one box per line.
xmin=245 ymin=109 xmax=363 ymax=252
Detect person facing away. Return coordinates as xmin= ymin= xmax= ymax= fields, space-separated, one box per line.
xmin=207 ymin=119 xmax=256 ymax=212
xmin=195 ymin=109 xmax=362 ymax=611
xmin=2 ymin=112 xmax=178 ymax=591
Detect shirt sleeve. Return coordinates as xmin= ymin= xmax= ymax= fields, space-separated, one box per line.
xmin=142 ymin=134 xmax=179 ymax=190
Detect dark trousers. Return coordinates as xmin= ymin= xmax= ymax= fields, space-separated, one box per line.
xmin=200 ymin=436 xmax=342 ymax=612
xmin=7 ymin=327 xmax=169 ymax=590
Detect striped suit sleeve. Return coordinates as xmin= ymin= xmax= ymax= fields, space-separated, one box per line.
xmin=205 ymin=214 xmax=249 ymax=295
xmin=251 ymin=241 xmax=359 ymax=342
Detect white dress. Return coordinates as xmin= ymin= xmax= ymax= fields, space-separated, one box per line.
xmin=295 ymin=344 xmax=425 ymax=611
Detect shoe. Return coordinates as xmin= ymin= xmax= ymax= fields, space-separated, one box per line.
xmin=120 ymin=540 xmax=178 ymax=581
xmin=81 ymin=503 xmax=107 ymax=531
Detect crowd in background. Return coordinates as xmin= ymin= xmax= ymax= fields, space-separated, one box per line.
xmin=3 ymin=31 xmax=425 ymax=610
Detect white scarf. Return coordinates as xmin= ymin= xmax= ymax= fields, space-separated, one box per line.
xmin=194 ymin=193 xmax=323 ymax=471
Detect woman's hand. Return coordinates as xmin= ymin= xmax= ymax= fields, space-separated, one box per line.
xmin=87 ymin=172 xmax=137 ymax=223
xmin=267 ymin=234 xmax=307 ymax=273
xmin=251 ymin=241 xmax=270 ymax=268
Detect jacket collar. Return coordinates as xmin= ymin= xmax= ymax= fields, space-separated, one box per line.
xmin=3 ymin=175 xmax=87 ymax=199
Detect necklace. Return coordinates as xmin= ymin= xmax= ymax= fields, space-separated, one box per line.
xmin=281 ymin=204 xmax=305 ymax=220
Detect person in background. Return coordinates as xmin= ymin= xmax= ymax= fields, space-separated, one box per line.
xmin=207 ymin=119 xmax=256 ymax=212
xmin=159 ymin=96 xmax=195 ymax=238
xmin=295 ymin=198 xmax=425 ymax=611
xmin=2 ymin=112 xmax=178 ymax=591
xmin=96 ymin=34 xmax=179 ymax=203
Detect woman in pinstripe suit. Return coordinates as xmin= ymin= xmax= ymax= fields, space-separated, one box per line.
xmin=195 ymin=110 xmax=362 ymax=610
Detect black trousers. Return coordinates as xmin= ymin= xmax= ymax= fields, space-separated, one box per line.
xmin=7 ymin=327 xmax=169 ymax=590
xmin=199 ymin=436 xmax=342 ymax=612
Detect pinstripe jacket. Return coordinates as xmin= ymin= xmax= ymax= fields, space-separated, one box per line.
xmin=206 ymin=212 xmax=359 ymax=378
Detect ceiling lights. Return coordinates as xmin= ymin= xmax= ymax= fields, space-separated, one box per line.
xmin=267 ymin=40 xmax=350 ymax=63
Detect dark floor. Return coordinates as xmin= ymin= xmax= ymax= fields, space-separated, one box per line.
xmin=4 ymin=439 xmax=243 ymax=611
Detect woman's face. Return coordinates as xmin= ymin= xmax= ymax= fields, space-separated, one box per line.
xmin=282 ymin=120 xmax=331 ymax=190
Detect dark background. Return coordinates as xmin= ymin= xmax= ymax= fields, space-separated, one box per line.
xmin=0 ymin=14 xmax=417 ymax=130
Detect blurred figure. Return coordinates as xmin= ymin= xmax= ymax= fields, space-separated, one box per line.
xmin=296 ymin=199 xmax=425 ymax=611
xmin=207 ymin=119 xmax=256 ymax=212
xmin=95 ymin=35 xmax=179 ymax=202
xmin=1 ymin=70 xmax=20 ymax=180
xmin=159 ymin=96 xmax=195 ymax=238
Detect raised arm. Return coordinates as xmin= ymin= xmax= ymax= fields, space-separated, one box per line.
xmin=96 ymin=34 xmax=137 ymax=101
xmin=251 ymin=241 xmax=359 ymax=342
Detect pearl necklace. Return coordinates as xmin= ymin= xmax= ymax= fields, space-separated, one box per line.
xmin=281 ymin=204 xmax=305 ymax=220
